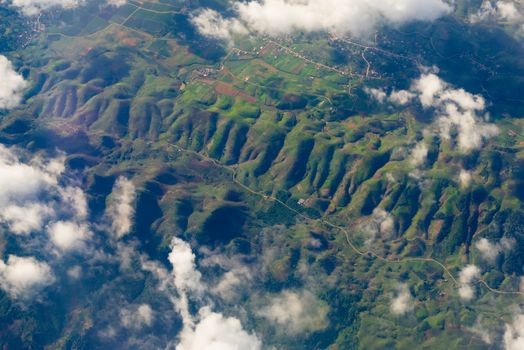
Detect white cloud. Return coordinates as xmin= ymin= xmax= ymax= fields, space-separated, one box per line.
xmin=0 ymin=145 xmax=94 ymax=257
xmin=105 ymin=177 xmax=136 ymax=239
xmin=361 ymin=208 xmax=396 ymax=247
xmin=257 ymin=290 xmax=329 ymax=334
xmin=367 ymin=87 xmax=415 ymax=106
xmin=438 ymin=87 xmax=486 ymax=111
xmin=165 ymin=238 xmax=205 ymax=329
xmin=432 ymin=80 xmax=498 ymax=151
xmin=365 ymin=87 xmax=387 ymax=103
xmin=436 ymin=103 xmax=498 ymax=152
xmin=411 ymin=142 xmax=429 ymax=167
xmin=98 ymin=326 xmax=117 ymax=339
xmin=200 ymin=252 xmax=254 ymax=300
xmin=0 ymin=204 xmax=53 ymax=235
xmin=168 ymin=238 xmax=204 ymax=295
xmin=374 ymin=208 xmax=395 ymax=237
xmin=458 ymin=264 xmax=481 ymax=301
xmin=137 ymin=304 xmax=153 ymax=324
xmin=504 ymin=314 xmax=524 ymax=350
xmin=213 ymin=266 xmax=252 ymax=300
xmin=192 ymin=8 xmax=248 ymax=42
xmin=389 ymin=89 xmax=416 ymax=106
xmin=116 ymin=242 xmax=137 ymax=271
xmin=47 ymin=220 xmax=91 ymax=252
xmin=67 ymin=265 xmax=82 ymax=279
xmin=105 ymin=0 xmax=125 ymax=7
xmin=141 ymin=237 xmax=262 ymax=349
xmin=475 ymin=237 xmax=514 ymax=262
xmin=7 ymin=0 xmax=80 ymax=15
xmin=60 ymin=186 xmax=88 ymax=220
xmin=459 ymin=169 xmax=472 ymax=188
xmin=475 ymin=238 xmax=501 ymax=262
xmin=377 ymin=74 xmax=499 ymax=152
xmin=121 ymin=304 xmax=154 ymax=329
xmin=141 ymin=255 xmax=171 ymax=291
xmin=498 ymin=2 xmax=522 ymax=21
xmin=178 ymin=307 xmax=262 ymax=350
xmin=193 ymin=0 xmax=452 ymax=40
xmin=0 ymin=145 xmax=61 ymax=207
xmin=0 ymin=145 xmax=98 ymax=299
xmin=0 ymin=55 xmax=27 ymax=109
xmin=471 ymin=1 xmax=523 ymax=23
xmin=390 ymin=283 xmax=413 ymax=315
xmin=0 ymin=255 xmax=54 ymax=298
xmin=235 ymin=0 xmax=451 ymax=37
xmin=0 ymin=146 xmax=69 ymax=235
xmin=413 ymin=73 xmax=448 ymax=108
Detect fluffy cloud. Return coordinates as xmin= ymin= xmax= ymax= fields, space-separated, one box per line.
xmin=411 ymin=142 xmax=429 ymax=167
xmin=236 ymin=0 xmax=452 ymax=36
xmin=7 ymin=0 xmax=80 ymax=15
xmin=367 ymin=87 xmax=417 ymax=106
xmin=47 ymin=221 xmax=91 ymax=252
xmin=67 ymin=265 xmax=82 ymax=279
xmin=436 ymin=105 xmax=497 ymax=152
xmin=141 ymin=255 xmax=171 ymax=290
xmin=60 ymin=186 xmax=88 ymax=220
xmin=475 ymin=238 xmax=499 ymax=261
xmin=414 ymin=74 xmax=498 ymax=151
xmin=459 ymin=169 xmax=472 ymax=188
xmin=0 ymin=146 xmax=64 ymax=235
xmin=413 ymin=73 xmax=448 ymax=108
xmin=115 ymin=242 xmax=138 ymax=271
xmin=374 ymin=208 xmax=395 ymax=237
xmin=471 ymin=1 xmax=523 ymax=23
xmin=458 ymin=264 xmax=481 ymax=301
xmin=0 ymin=144 xmax=101 ymax=298
xmin=389 ymin=89 xmax=416 ymax=106
xmin=370 ymin=73 xmax=499 ymax=152
xmin=390 ymin=283 xmax=413 ymax=315
xmin=105 ymin=177 xmax=136 ymax=239
xmin=0 ymin=146 xmax=93 ymax=251
xmin=0 ymin=204 xmax=53 ymax=235
xmin=365 ymin=87 xmax=387 ymax=103
xmin=192 ymin=8 xmax=248 ymax=42
xmin=193 ymin=0 xmax=452 ymax=39
xmin=168 ymin=238 xmax=204 ymax=295
xmin=213 ymin=267 xmax=251 ymax=300
xmin=360 ymin=208 xmax=396 ymax=246
xmin=475 ymin=237 xmax=514 ymax=262
xmin=0 ymin=255 xmax=54 ymax=298
xmin=142 ymin=237 xmax=262 ymax=349
xmin=496 ymin=1 xmax=522 ymax=21
xmin=178 ymin=307 xmax=262 ymax=350
xmin=0 ymin=55 xmax=27 ymax=109
xmin=199 ymin=252 xmax=254 ymax=300
xmin=504 ymin=314 xmax=524 ymax=350
xmin=121 ymin=304 xmax=154 ymax=329
xmin=0 ymin=145 xmax=62 ymax=207
xmin=105 ymin=0 xmax=125 ymax=7
xmin=0 ymin=145 xmax=103 ymax=301
xmin=257 ymin=290 xmax=329 ymax=334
